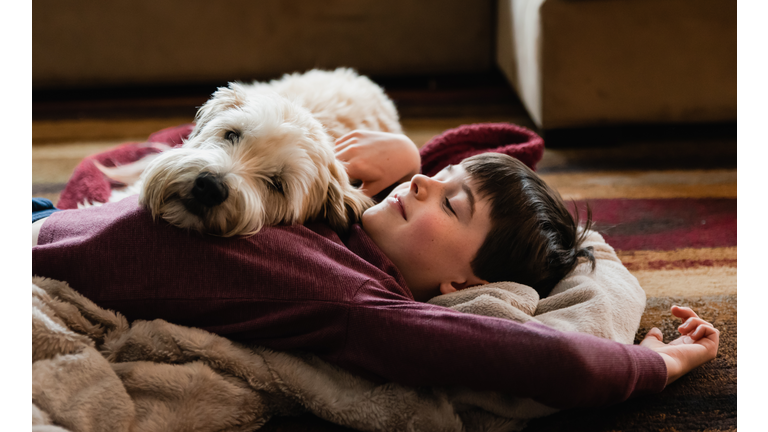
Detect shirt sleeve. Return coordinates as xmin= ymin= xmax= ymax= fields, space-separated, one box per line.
xmin=343 ymin=281 xmax=667 ymax=410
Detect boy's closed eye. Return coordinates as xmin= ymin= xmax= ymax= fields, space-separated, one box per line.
xmin=444 ymin=197 xmax=457 ymax=216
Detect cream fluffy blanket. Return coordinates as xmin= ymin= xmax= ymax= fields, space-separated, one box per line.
xmin=32 ymin=231 xmax=646 ymax=432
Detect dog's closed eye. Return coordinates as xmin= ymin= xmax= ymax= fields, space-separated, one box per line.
xmin=268 ymin=176 xmax=285 ymax=194
xmin=224 ymin=130 xmax=240 ymax=144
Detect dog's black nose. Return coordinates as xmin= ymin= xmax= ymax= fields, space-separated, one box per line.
xmin=191 ymin=173 xmax=229 ymax=207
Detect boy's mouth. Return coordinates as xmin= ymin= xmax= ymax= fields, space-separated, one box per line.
xmin=391 ymin=194 xmax=407 ymax=220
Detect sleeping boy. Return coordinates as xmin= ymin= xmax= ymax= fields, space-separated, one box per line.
xmin=32 ymin=130 xmax=719 ymax=410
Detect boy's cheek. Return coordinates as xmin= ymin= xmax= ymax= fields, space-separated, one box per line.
xmin=407 ymin=217 xmax=450 ymax=247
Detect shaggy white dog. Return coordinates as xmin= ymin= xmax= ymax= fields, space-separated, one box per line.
xmin=100 ymin=68 xmax=402 ymax=237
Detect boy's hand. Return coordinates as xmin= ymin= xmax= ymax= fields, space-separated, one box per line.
xmin=335 ymin=130 xmax=421 ymax=197
xmin=639 ymin=306 xmax=720 ymax=386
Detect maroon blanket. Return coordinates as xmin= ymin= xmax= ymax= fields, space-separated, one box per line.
xmin=57 ymin=122 xmax=544 ymax=209
xmin=419 ymin=123 xmax=544 ymax=177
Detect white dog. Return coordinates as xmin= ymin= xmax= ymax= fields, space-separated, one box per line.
xmin=98 ymin=68 xmax=402 ymax=237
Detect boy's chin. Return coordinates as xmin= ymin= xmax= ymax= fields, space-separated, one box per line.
xmin=361 ymin=199 xmax=386 ymax=220
xmin=360 ymin=205 xmax=378 ymax=231
xmin=360 ymin=204 xmax=393 ymax=247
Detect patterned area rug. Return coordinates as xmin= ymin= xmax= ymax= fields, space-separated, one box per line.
xmin=525 ymin=295 xmax=737 ymax=431
xmin=524 ymin=197 xmax=737 ymax=431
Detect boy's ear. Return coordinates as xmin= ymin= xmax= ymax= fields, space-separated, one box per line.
xmin=439 ymin=282 xmax=458 ymax=295
xmin=440 ymin=276 xmax=490 ymax=295
xmin=439 ymin=281 xmax=468 ymax=295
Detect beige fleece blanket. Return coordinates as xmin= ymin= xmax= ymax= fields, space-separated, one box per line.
xmin=32 ymin=231 xmax=646 ymax=432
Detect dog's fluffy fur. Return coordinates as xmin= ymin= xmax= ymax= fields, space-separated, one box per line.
xmin=100 ymin=68 xmax=401 ymax=237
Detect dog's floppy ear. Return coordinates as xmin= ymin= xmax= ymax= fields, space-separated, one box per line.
xmin=324 ymin=162 xmax=374 ymax=233
xmin=188 ymin=82 xmax=248 ymax=140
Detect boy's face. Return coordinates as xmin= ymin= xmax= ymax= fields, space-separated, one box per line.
xmin=362 ymin=164 xmax=492 ymax=301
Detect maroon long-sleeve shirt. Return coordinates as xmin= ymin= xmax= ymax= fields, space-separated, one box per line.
xmin=32 ymin=196 xmax=666 ymax=409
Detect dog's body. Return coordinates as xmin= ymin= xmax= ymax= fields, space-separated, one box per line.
xmin=97 ymin=68 xmax=402 ymax=237
xmin=248 ymin=68 xmax=402 ymax=141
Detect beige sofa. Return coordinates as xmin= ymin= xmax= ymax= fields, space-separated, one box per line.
xmin=496 ymin=0 xmax=737 ymax=129
xmin=34 ymin=0 xmax=736 ymax=131
xmin=32 ymin=0 xmax=493 ymax=89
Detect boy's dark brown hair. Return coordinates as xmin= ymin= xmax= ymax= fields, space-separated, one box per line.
xmin=461 ymin=153 xmax=595 ymax=298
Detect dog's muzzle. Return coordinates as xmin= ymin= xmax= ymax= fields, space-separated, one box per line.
xmin=191 ymin=172 xmax=229 ymax=207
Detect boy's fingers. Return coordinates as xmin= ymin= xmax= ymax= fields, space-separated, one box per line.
xmin=639 ymin=329 xmax=665 ymax=350
xmin=690 ymin=323 xmax=719 ymax=341
xmin=671 ymin=305 xmax=699 ymax=320
xmin=335 ymin=130 xmax=362 ymax=145
xmin=643 ymin=327 xmax=664 ymax=343
xmin=334 ymin=134 xmax=350 ymax=146
xmin=335 ymin=150 xmax=350 ymax=163
xmin=334 ymin=138 xmax=358 ymax=152
xmin=334 ymin=146 xmax=360 ymax=162
xmin=678 ymin=317 xmax=711 ymax=335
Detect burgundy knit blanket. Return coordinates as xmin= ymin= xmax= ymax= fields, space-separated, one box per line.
xmin=57 ymin=123 xmax=544 ymax=209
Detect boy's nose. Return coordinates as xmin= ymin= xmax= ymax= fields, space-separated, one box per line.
xmin=410 ymin=174 xmax=438 ymax=200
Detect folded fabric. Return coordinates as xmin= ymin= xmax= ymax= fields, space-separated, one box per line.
xmin=430 ymin=230 xmax=647 ymax=344
xmin=56 ymin=124 xmax=195 ymax=209
xmin=419 ymin=122 xmax=544 ymax=177
xmin=32 ymin=230 xmax=645 ymax=432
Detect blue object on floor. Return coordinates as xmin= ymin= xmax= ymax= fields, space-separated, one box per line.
xmin=33 ymin=197 xmax=61 ymax=223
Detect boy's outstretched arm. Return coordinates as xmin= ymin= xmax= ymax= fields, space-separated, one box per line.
xmin=334 ymin=130 xmax=421 ymax=197
xmin=346 ymin=296 xmax=721 ymax=409
xmin=640 ymin=305 xmax=720 ymax=385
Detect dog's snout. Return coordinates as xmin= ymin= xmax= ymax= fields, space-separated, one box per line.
xmin=192 ymin=173 xmax=229 ymax=207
